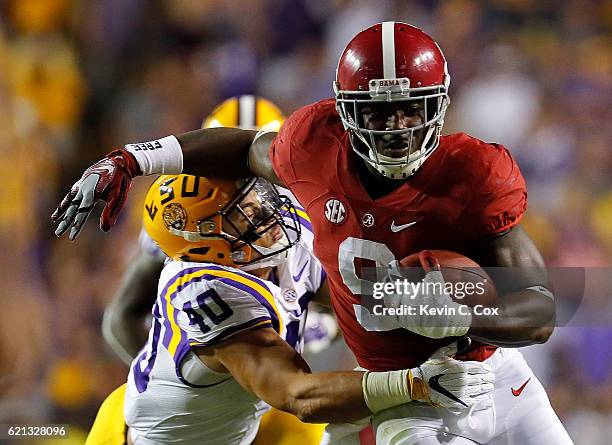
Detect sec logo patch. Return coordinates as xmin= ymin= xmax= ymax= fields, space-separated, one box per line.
xmin=283 ymin=289 xmax=298 ymax=303
xmin=324 ymin=199 xmax=347 ymax=224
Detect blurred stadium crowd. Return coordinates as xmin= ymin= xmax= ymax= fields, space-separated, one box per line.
xmin=0 ymin=0 xmax=610 ymax=443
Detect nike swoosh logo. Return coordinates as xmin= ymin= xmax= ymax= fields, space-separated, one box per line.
xmin=390 ymin=220 xmax=417 ymax=233
xmin=428 ymin=373 xmax=468 ymax=407
xmin=511 ymin=378 xmax=531 ymax=397
xmin=292 ymin=260 xmax=309 ymax=282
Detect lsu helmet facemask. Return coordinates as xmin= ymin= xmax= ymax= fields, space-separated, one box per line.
xmin=143 ymin=175 xmax=301 ymax=270
xmin=334 ymin=22 xmax=450 ymax=180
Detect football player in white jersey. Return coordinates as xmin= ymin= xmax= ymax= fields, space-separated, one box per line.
xmin=94 ymin=96 xmax=336 ymax=445
xmin=86 ymin=173 xmax=495 ymax=445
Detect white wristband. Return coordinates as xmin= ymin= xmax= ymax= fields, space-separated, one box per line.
xmin=362 ymin=369 xmax=411 ymax=413
xmin=124 ymin=135 xmax=183 ymax=175
xmin=253 ymin=129 xmax=276 ymax=143
xmin=526 ymin=285 xmax=555 ymax=300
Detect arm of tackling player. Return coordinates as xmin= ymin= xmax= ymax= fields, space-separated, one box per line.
xmin=179 ymin=128 xmax=282 ymax=184
xmin=102 ymin=253 xmax=165 ymax=364
xmin=195 ymin=327 xmax=494 ymax=423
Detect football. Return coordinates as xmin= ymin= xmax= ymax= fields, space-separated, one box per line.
xmin=397 ymin=250 xmax=497 ymax=307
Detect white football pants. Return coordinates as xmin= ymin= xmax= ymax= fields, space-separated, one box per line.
xmin=321 ymin=348 xmax=573 ymax=445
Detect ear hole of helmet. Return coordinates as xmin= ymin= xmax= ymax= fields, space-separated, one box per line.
xmin=188 ymin=247 xmax=211 ymax=257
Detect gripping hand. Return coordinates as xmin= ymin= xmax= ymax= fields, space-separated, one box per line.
xmin=385 ymin=251 xmax=472 ymax=339
xmin=411 ymin=356 xmax=495 ymax=409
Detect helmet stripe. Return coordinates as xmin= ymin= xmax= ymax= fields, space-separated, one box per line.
xmin=238 ymin=95 xmax=256 ymax=128
xmin=381 ymin=21 xmax=396 ymax=79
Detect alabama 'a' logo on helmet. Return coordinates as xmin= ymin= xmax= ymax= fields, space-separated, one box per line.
xmin=162 ymin=203 xmax=187 ymax=230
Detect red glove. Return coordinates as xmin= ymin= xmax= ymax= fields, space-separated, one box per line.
xmin=52 ymin=149 xmax=142 ymax=240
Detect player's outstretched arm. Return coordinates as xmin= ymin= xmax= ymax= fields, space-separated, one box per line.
xmin=178 ymin=127 xmax=276 ymax=180
xmin=52 ymin=128 xmax=281 ymax=239
xmin=467 ymin=225 xmax=555 ymax=347
xmin=102 ymin=253 xmax=165 ymax=365
xmin=197 ymin=328 xmax=495 ymax=423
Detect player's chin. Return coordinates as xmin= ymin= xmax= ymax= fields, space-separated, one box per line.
xmin=379 ymin=145 xmax=410 ymax=158
xmin=374 ymin=138 xmax=409 ymax=157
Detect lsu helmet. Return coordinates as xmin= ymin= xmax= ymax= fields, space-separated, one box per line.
xmin=334 ymin=22 xmax=450 ymax=180
xmin=143 ymin=175 xmax=300 ymax=269
xmin=202 ymin=95 xmax=284 ymax=131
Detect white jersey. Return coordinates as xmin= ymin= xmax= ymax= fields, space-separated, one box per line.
xmin=125 ymin=196 xmax=325 ymax=444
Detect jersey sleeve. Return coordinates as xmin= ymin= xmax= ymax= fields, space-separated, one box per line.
xmin=160 ymin=264 xmax=281 ymax=346
xmin=461 ymin=144 xmax=527 ymax=235
xmin=269 ymin=103 xmax=318 ymax=186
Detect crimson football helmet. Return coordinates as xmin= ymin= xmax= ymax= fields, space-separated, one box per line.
xmin=334 ymin=22 xmax=450 ymax=179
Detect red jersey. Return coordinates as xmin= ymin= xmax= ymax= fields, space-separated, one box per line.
xmin=270 ymin=98 xmax=527 ymax=371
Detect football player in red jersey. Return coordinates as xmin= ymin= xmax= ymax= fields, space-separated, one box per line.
xmin=54 ymin=22 xmax=572 ymax=444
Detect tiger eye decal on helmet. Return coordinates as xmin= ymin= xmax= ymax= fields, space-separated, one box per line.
xmin=162 ymin=203 xmax=187 ymax=231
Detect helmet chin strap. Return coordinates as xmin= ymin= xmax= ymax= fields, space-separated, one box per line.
xmin=368 ymin=152 xmax=418 ymax=179
xmin=169 ymin=227 xmax=205 ymax=242
xmin=237 ymin=251 xmax=288 ymax=271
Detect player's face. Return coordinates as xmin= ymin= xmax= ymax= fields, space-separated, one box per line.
xmin=361 ymin=100 xmax=426 ymax=158
xmin=224 ymin=190 xmax=283 ymax=249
